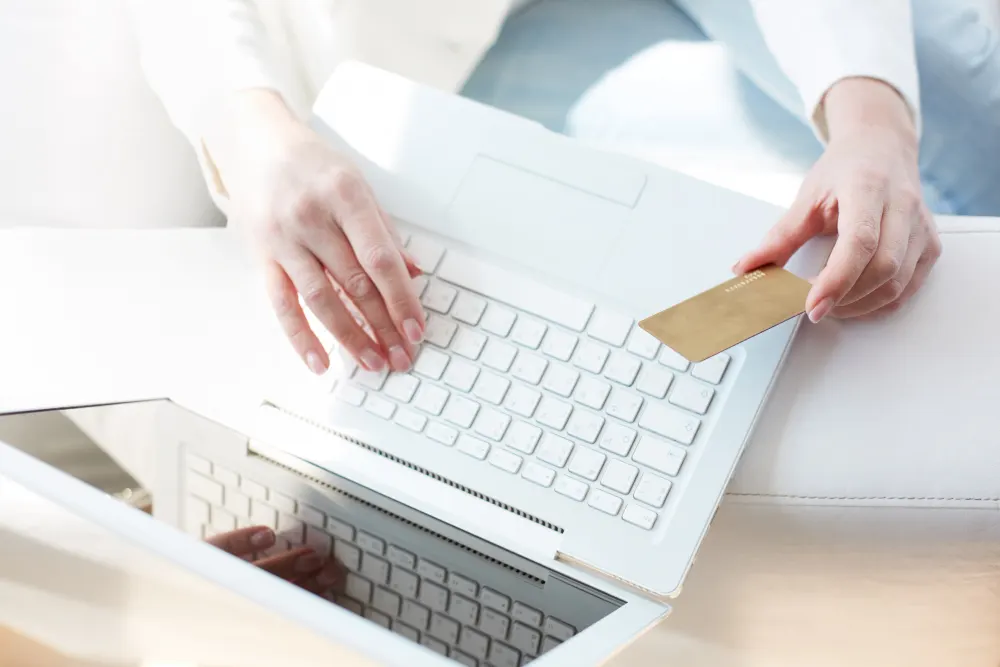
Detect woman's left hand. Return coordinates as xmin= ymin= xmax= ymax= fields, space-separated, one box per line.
xmin=734 ymin=77 xmax=942 ymax=322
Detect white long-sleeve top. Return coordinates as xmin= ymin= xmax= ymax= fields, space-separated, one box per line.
xmin=128 ymin=0 xmax=920 ymax=203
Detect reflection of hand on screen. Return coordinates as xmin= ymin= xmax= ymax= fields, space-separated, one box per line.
xmin=206 ymin=526 xmax=345 ymax=597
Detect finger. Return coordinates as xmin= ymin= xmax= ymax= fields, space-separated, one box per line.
xmin=205 ymin=526 xmax=275 ymax=556
xmin=805 ymin=186 xmax=884 ymax=321
xmin=304 ymin=225 xmax=416 ymax=372
xmin=298 ymin=561 xmax=346 ymax=596
xmin=264 ymin=261 xmax=330 ymax=375
xmin=831 ymin=226 xmax=921 ymax=318
xmin=279 ymin=248 xmax=386 ymax=372
xmin=255 ymin=547 xmax=323 ymax=581
xmin=379 ymin=205 xmax=422 ymax=278
xmin=855 ymin=229 xmax=941 ymax=319
xmin=733 ymin=193 xmax=823 ymax=274
xmin=330 ymin=176 xmax=426 ymax=350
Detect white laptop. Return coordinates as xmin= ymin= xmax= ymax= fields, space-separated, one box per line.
xmin=0 ymin=62 xmax=829 ymax=666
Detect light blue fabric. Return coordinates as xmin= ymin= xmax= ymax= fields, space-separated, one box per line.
xmin=461 ymin=0 xmax=1000 ymax=216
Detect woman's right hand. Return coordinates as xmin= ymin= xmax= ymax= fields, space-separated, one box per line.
xmin=211 ymin=90 xmax=425 ymax=375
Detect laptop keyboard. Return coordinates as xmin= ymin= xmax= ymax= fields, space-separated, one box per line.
xmin=186 ymin=456 xmax=579 ymax=666
xmin=330 ymin=233 xmax=733 ymax=531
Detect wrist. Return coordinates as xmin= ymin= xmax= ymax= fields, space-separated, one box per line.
xmin=823 ymin=77 xmax=917 ymax=147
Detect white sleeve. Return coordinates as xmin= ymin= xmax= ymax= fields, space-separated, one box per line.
xmin=748 ymin=0 xmax=921 ymax=141
xmin=128 ymin=0 xmax=295 ymax=207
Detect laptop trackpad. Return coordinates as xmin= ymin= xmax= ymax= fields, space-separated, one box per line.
xmin=445 ymin=155 xmax=631 ymax=283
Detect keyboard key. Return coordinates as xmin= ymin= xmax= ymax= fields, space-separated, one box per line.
xmin=541 ymin=636 xmax=562 ymax=654
xmin=444 ymin=358 xmax=480 ymax=392
xmin=566 ymin=411 xmax=604 ymax=444
xmin=383 ymin=373 xmax=420 ymax=402
xmin=448 ymin=573 xmax=479 ymax=599
xmin=414 ymin=385 xmax=450 ymax=415
xmin=505 ymin=421 xmax=542 ymax=454
xmin=425 ymin=314 xmax=458 ymax=348
xmin=511 ymin=353 xmax=547 ymax=385
xmin=459 ymin=627 xmax=491 ymax=661
xmin=357 ymin=531 xmax=385 ymax=555
xmin=452 ymin=651 xmax=478 ymax=667
xmin=211 ymin=508 xmax=236 ymax=533
xmin=305 ymin=525 xmax=333 ymax=555
xmin=364 ymin=608 xmax=392 ymax=630
xmin=449 ymin=593 xmax=481 ymax=626
xmin=489 ymin=641 xmax=521 ymax=667
xmin=536 ymin=433 xmax=574 ymax=468
xmin=587 ymin=310 xmax=632 ymax=347
xmin=572 ymin=340 xmax=610 ymax=374
xmin=480 ymin=607 xmax=511 ymax=639
xmin=394 ymin=621 xmax=420 ymax=643
xmin=436 ymin=249 xmax=593 ymax=332
xmin=511 ymin=318 xmax=547 ymax=349
xmin=430 ymin=613 xmax=461 ymax=645
xmin=250 ymin=500 xmax=277 ymax=529
xmin=189 ymin=474 xmax=223 ymax=505
xmin=573 ymin=376 xmax=611 ymax=410
xmin=452 ymin=292 xmax=487 ymax=325
xmin=335 ymin=541 xmax=361 ymax=570
xmin=588 ymin=489 xmax=623 ymax=516
xmin=623 ymin=503 xmax=658 ymax=530
xmin=417 ymin=559 xmax=448 ymax=584
xmin=472 ymin=372 xmax=510 ymax=404
xmin=394 ymin=408 xmax=427 ymax=432
xmin=422 ymin=281 xmax=457 ymax=313
xmin=345 ymin=573 xmax=372 ymax=603
xmin=658 ymin=346 xmax=690 ymax=371
xmin=334 ymin=384 xmax=366 ymax=406
xmin=269 ymin=490 xmax=296 ymax=515
xmin=511 ymin=603 xmax=542 ymax=628
xmin=278 ymin=513 xmax=305 ymax=543
xmin=541 ymin=329 xmax=578 ymax=362
xmin=361 ymin=553 xmax=390 ymax=585
xmin=601 ymin=460 xmax=639 ymax=494
xmin=364 ymin=394 xmax=396 ymax=419
xmin=475 ymin=408 xmax=511 ymax=441
xmin=427 ymin=421 xmax=459 ymax=446
xmin=554 ymin=475 xmax=588 ymax=501
xmin=186 ymin=496 xmax=210 ymax=527
xmin=386 ymin=545 xmax=416 ymax=570
xmin=509 ymin=622 xmax=541 ymax=655
xmin=297 ymin=503 xmax=325 ymax=528
xmin=452 ymin=328 xmax=488 ymax=360
xmin=356 ymin=368 xmax=388 ymax=391
xmin=634 ymin=474 xmax=672 ymax=508
xmin=632 ymin=435 xmax=687 ymax=476
xmin=410 ymin=275 xmax=428 ymax=298
xmin=337 ymin=595 xmax=363 ymax=615
xmin=543 ymin=617 xmax=576 ymax=641
xmin=638 ymin=405 xmax=700 ymax=445
xmin=326 ymin=517 xmax=355 ymax=541
xmin=541 ymin=365 xmax=579 ymax=397
xmin=505 ymin=386 xmax=541 ymax=417
xmin=522 ymin=462 xmax=555 ymax=488
xmin=420 ymin=635 xmax=449 ymax=656
xmin=457 ymin=434 xmax=490 ymax=460
xmin=413 ymin=347 xmax=450 ymax=380
xmin=481 ymin=340 xmax=517 ymax=372
xmin=186 ymin=454 xmax=211 ymax=476
xmin=419 ymin=581 xmax=450 ymax=612
xmin=372 ymin=586 xmax=401 ymax=617
xmin=406 ymin=235 xmax=445 ymax=272
xmin=401 ymin=599 xmax=431 ymax=630
xmin=223 ymin=490 xmax=250 ymax=519
xmin=692 ymin=353 xmax=730 ymax=385
xmin=598 ymin=422 xmax=637 ymax=456
xmin=669 ymin=377 xmax=715 ymax=415
xmin=626 ymin=328 xmax=661 ymax=359
xmin=481 ymin=304 xmax=517 ymax=337
xmin=212 ymin=464 xmax=238 ymax=488
xmin=536 ymin=396 xmax=572 ymax=430
xmin=568 ymin=447 xmax=606 ymax=481
xmin=604 ymin=352 xmax=640 ymax=385
xmin=389 ymin=568 xmax=420 ymax=598
xmin=606 ymin=389 xmax=643 ymax=423
xmin=444 ymin=397 xmax=480 ymax=428
xmin=488 ymin=448 xmax=522 ymax=473
xmin=636 ymin=366 xmax=673 ymax=399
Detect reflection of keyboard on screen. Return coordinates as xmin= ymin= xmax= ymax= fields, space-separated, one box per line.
xmin=333 ymin=233 xmax=734 ymax=531
xmin=184 ymin=453 xmax=617 ymax=666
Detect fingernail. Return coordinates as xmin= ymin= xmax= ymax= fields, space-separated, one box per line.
xmin=389 ymin=345 xmax=411 ymax=372
xmin=305 ymin=351 xmax=327 ymax=375
xmin=403 ymin=318 xmax=424 ymax=344
xmin=808 ymin=297 xmax=834 ymax=323
xmin=732 ymin=261 xmax=743 ymax=274
xmin=250 ymin=529 xmax=274 ymax=549
xmin=296 ymin=553 xmax=322 ymax=573
xmin=360 ymin=349 xmax=385 ymax=372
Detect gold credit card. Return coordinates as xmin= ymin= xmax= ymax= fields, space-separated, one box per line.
xmin=638 ymin=264 xmax=812 ymax=363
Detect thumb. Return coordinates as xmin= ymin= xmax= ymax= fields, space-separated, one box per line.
xmin=733 ymin=196 xmax=822 ymax=274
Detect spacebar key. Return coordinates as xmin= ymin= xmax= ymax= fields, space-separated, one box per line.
xmin=436 ymin=250 xmax=594 ymax=331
